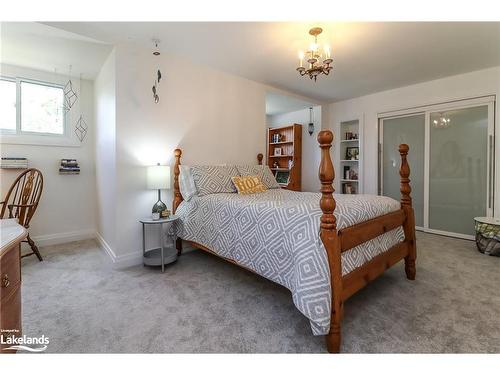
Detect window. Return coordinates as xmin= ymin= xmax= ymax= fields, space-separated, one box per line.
xmin=0 ymin=77 xmax=66 ymax=137
xmin=0 ymin=79 xmax=16 ymax=132
xmin=21 ymin=81 xmax=65 ymax=135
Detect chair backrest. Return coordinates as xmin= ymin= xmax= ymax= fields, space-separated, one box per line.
xmin=1 ymin=168 xmax=44 ymax=227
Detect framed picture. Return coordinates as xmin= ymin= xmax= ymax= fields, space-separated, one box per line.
xmin=274 ymin=147 xmax=282 ymax=156
xmin=275 ymin=171 xmax=290 ymax=185
xmin=345 ymin=147 xmax=359 ymax=160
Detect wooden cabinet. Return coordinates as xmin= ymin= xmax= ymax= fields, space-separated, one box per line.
xmin=267 ymin=124 xmax=302 ymax=191
xmin=0 ymin=219 xmax=26 ymax=354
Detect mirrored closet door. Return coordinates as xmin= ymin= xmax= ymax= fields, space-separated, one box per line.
xmin=379 ymin=97 xmax=495 ymax=239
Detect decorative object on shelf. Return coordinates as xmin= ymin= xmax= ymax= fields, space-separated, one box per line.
xmin=274 ymin=147 xmax=282 ymax=156
xmin=74 ymin=114 xmax=88 ymax=142
xmin=346 ymin=146 xmax=359 ymax=160
xmin=308 ymin=107 xmax=315 ymax=136
xmin=296 ymin=27 xmax=333 ymax=81
xmin=0 ymin=157 xmax=28 ymax=169
xmin=59 ymin=159 xmax=80 ymax=174
xmin=432 ymin=113 xmax=451 ymax=129
xmin=345 ymin=132 xmax=358 ymax=140
xmin=147 ymin=163 xmax=171 ymax=218
xmin=63 ymin=65 xmax=78 ymax=110
xmin=272 ymin=161 xmax=279 ymax=169
xmin=275 ymin=171 xmax=290 ymax=185
xmin=344 ymin=166 xmax=350 ymax=180
xmin=343 ymin=183 xmax=355 ymax=194
xmin=151 ymin=39 xmax=162 ymax=104
xmin=288 ymin=159 xmax=293 ymax=169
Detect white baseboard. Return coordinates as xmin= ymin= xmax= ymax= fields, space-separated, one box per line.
xmin=95 ymin=232 xmax=143 ymax=269
xmin=32 ymin=229 xmax=96 ymax=247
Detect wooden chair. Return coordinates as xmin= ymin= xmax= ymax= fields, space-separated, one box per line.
xmin=1 ymin=168 xmax=44 ymax=261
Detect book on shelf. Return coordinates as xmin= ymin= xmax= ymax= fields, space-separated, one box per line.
xmin=59 ymin=159 xmax=80 ymax=174
xmin=0 ymin=157 xmax=28 ymax=169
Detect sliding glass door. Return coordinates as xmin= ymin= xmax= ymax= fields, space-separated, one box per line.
xmin=428 ymin=105 xmax=491 ymax=236
xmin=379 ymin=97 xmax=495 ymax=239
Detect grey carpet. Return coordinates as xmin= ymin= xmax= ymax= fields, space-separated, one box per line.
xmin=20 ymin=232 xmax=500 ymax=353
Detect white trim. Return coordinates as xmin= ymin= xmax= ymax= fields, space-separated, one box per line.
xmin=95 ymin=232 xmax=143 ymax=269
xmin=31 ymin=229 xmax=95 ymax=247
xmin=423 ymin=112 xmax=430 ymax=230
xmin=423 ymin=228 xmax=475 ymax=241
xmin=378 ymin=94 xmax=496 ymax=118
xmin=0 ymin=75 xmax=81 ymax=147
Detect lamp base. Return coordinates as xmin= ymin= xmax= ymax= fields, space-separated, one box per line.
xmin=152 ymin=200 xmax=170 ymax=218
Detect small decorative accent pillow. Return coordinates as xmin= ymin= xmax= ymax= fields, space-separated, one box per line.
xmin=179 ymin=165 xmax=197 ymax=201
xmin=231 ymin=176 xmax=267 ymax=195
xmin=236 ymin=165 xmax=281 ymax=189
xmin=191 ymin=165 xmax=239 ymax=196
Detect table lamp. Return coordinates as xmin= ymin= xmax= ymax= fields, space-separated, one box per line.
xmin=147 ymin=163 xmax=171 ymax=219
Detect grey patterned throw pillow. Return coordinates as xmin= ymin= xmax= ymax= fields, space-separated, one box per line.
xmin=236 ymin=165 xmax=281 ymax=189
xmin=191 ymin=165 xmax=239 ymax=196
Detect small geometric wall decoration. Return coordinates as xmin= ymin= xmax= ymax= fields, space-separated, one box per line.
xmin=74 ymin=115 xmax=88 ymax=142
xmin=64 ymin=80 xmax=78 ymax=109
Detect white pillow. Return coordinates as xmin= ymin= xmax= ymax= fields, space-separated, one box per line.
xmin=179 ymin=165 xmax=198 ymax=201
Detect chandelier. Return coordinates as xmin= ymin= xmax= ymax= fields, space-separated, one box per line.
xmin=432 ymin=114 xmax=451 ymax=129
xmin=296 ymin=27 xmax=333 ymax=81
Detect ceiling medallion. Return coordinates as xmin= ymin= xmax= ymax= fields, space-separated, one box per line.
xmin=296 ymin=27 xmax=333 ymax=81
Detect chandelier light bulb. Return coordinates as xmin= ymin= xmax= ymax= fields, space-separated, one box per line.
xmin=324 ymin=46 xmax=331 ymax=59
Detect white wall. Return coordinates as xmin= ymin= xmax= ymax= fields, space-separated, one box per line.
xmin=94 ymin=50 xmax=117 ymax=252
xmin=328 ymin=66 xmax=500 ymax=214
xmin=267 ymin=106 xmax=322 ymax=192
xmin=0 ymin=64 xmax=96 ymax=247
xmin=97 ymin=43 xmax=319 ymax=266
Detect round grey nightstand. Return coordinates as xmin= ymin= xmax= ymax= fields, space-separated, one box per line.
xmin=140 ymin=215 xmax=180 ymax=272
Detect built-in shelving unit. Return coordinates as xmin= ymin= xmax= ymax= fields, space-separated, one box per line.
xmin=267 ymin=124 xmax=302 ymax=191
xmin=339 ymin=119 xmax=362 ymax=194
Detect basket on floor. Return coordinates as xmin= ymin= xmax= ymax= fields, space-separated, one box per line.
xmin=474 ymin=219 xmax=500 ymax=256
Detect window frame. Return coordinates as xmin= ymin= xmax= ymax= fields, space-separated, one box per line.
xmin=0 ymin=75 xmax=69 ymax=139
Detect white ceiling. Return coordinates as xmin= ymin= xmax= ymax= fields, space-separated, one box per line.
xmin=0 ymin=22 xmax=112 ymax=79
xmin=266 ymin=92 xmax=313 ymax=116
xmin=24 ymin=22 xmax=500 ymax=101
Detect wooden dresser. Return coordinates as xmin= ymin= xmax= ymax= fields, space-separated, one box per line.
xmin=0 ymin=219 xmax=27 ymax=354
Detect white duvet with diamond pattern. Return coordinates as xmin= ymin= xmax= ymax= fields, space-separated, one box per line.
xmin=175 ymin=189 xmax=405 ymax=335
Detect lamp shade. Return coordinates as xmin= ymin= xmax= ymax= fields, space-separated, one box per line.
xmin=147 ymin=164 xmax=170 ymax=190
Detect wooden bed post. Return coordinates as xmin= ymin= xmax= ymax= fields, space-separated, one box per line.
xmin=257 ymin=153 xmax=263 ymax=165
xmin=173 ymin=148 xmax=183 ymax=255
xmin=318 ymin=130 xmax=343 ymax=353
xmin=399 ymin=144 xmax=417 ymax=280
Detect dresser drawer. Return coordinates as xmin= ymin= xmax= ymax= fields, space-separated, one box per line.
xmin=0 ymin=285 xmax=21 ymax=353
xmin=0 ymin=244 xmax=21 ymax=302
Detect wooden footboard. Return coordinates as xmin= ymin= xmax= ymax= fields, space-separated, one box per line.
xmin=171 ymin=133 xmax=416 ymax=354
xmin=317 ymin=130 xmax=416 ymax=353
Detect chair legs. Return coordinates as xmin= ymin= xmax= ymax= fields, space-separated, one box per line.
xmin=22 ymin=234 xmax=43 ymax=261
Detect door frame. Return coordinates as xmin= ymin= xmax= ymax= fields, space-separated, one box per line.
xmin=378 ymin=95 xmax=496 ymax=239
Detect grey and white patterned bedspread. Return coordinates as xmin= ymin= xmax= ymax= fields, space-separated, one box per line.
xmin=175 ymin=189 xmax=405 ymax=335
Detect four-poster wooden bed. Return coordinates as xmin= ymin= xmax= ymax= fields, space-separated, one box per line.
xmin=172 ymin=129 xmax=416 ymax=353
